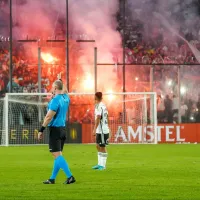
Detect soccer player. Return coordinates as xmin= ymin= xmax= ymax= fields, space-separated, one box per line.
xmin=38 ymin=78 xmax=75 ymax=184
xmin=92 ymin=92 xmax=110 ymax=170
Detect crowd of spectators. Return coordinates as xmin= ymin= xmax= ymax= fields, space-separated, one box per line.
xmin=116 ymin=0 xmax=200 ymax=123
xmin=0 ymin=45 xmax=46 ymax=95
xmin=116 ymin=1 xmax=200 ymax=65
xmin=157 ymin=94 xmax=200 ymax=124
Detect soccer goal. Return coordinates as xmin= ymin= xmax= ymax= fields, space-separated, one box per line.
xmin=0 ymin=92 xmax=157 ymax=146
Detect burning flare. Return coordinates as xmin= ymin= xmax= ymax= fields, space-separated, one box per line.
xmin=107 ymin=90 xmax=115 ymax=101
xmin=41 ymin=52 xmax=58 ymax=63
xmin=83 ymin=74 xmax=94 ymax=91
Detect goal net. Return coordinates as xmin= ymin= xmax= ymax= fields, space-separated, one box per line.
xmin=0 ymin=92 xmax=157 ymax=146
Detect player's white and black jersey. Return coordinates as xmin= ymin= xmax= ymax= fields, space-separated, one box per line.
xmin=95 ymin=102 xmax=109 ymax=134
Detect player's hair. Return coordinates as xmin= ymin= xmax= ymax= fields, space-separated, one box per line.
xmin=53 ymin=80 xmax=63 ymax=90
xmin=95 ymin=92 xmax=102 ymax=100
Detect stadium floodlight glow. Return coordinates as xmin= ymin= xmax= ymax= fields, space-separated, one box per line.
xmin=167 ymin=80 xmax=172 ymax=86
xmin=181 ymin=87 xmax=186 ymax=95
xmin=41 ymin=52 xmax=58 ymax=63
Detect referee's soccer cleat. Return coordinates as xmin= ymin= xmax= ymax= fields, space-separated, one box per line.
xmin=92 ymin=165 xmax=100 ymax=169
xmin=43 ymin=179 xmax=55 ymax=184
xmin=64 ymin=176 xmax=76 ymax=184
xmin=97 ymin=166 xmax=105 ymax=170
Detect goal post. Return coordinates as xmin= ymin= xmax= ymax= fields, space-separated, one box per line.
xmin=0 ymin=92 xmax=157 ymax=146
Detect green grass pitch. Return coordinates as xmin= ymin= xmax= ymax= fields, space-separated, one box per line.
xmin=0 ymin=144 xmax=200 ymax=200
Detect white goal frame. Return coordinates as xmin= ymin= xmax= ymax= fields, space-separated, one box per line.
xmin=1 ymin=92 xmax=157 ymax=146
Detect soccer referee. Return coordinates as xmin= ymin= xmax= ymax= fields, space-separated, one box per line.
xmin=38 ymin=79 xmax=75 ymax=184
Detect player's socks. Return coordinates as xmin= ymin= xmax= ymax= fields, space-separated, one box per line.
xmin=98 ymin=152 xmax=102 ymax=166
xmin=92 ymin=152 xmax=102 ymax=169
xmin=50 ymin=157 xmax=60 ymax=180
xmin=101 ymin=153 xmax=108 ymax=168
xmin=57 ymin=155 xmax=72 ymax=178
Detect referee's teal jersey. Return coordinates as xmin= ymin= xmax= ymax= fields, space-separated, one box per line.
xmin=48 ymin=94 xmax=70 ymax=127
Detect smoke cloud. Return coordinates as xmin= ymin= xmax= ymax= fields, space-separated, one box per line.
xmin=0 ymin=0 xmax=122 ymax=92
xmin=127 ymin=0 xmax=200 ymax=44
xmin=67 ymin=0 xmax=121 ymax=92
xmin=126 ymin=0 xmax=200 ymax=99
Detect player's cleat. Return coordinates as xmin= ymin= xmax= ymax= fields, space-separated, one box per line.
xmin=92 ymin=165 xmax=100 ymax=169
xmin=98 ymin=166 xmax=105 ymax=170
xmin=64 ymin=176 xmax=76 ymax=184
xmin=43 ymin=179 xmax=55 ymax=184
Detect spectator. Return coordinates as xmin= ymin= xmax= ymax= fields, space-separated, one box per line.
xmin=126 ymin=105 xmax=135 ymax=124
xmin=6 ymin=76 xmax=20 ymax=92
xmin=180 ymin=101 xmax=188 ymax=123
xmin=0 ymin=74 xmax=5 ymax=91
xmin=172 ymin=95 xmax=179 ymax=123
xmin=164 ymin=95 xmax=173 ymax=123
xmin=157 ymin=95 xmax=165 ymax=123
xmin=196 ymin=94 xmax=200 ymax=112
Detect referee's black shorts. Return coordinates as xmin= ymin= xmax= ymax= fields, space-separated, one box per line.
xmin=96 ymin=133 xmax=109 ymax=147
xmin=48 ymin=126 xmax=66 ymax=152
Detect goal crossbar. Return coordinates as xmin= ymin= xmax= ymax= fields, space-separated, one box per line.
xmin=6 ymin=92 xmax=157 ymax=96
